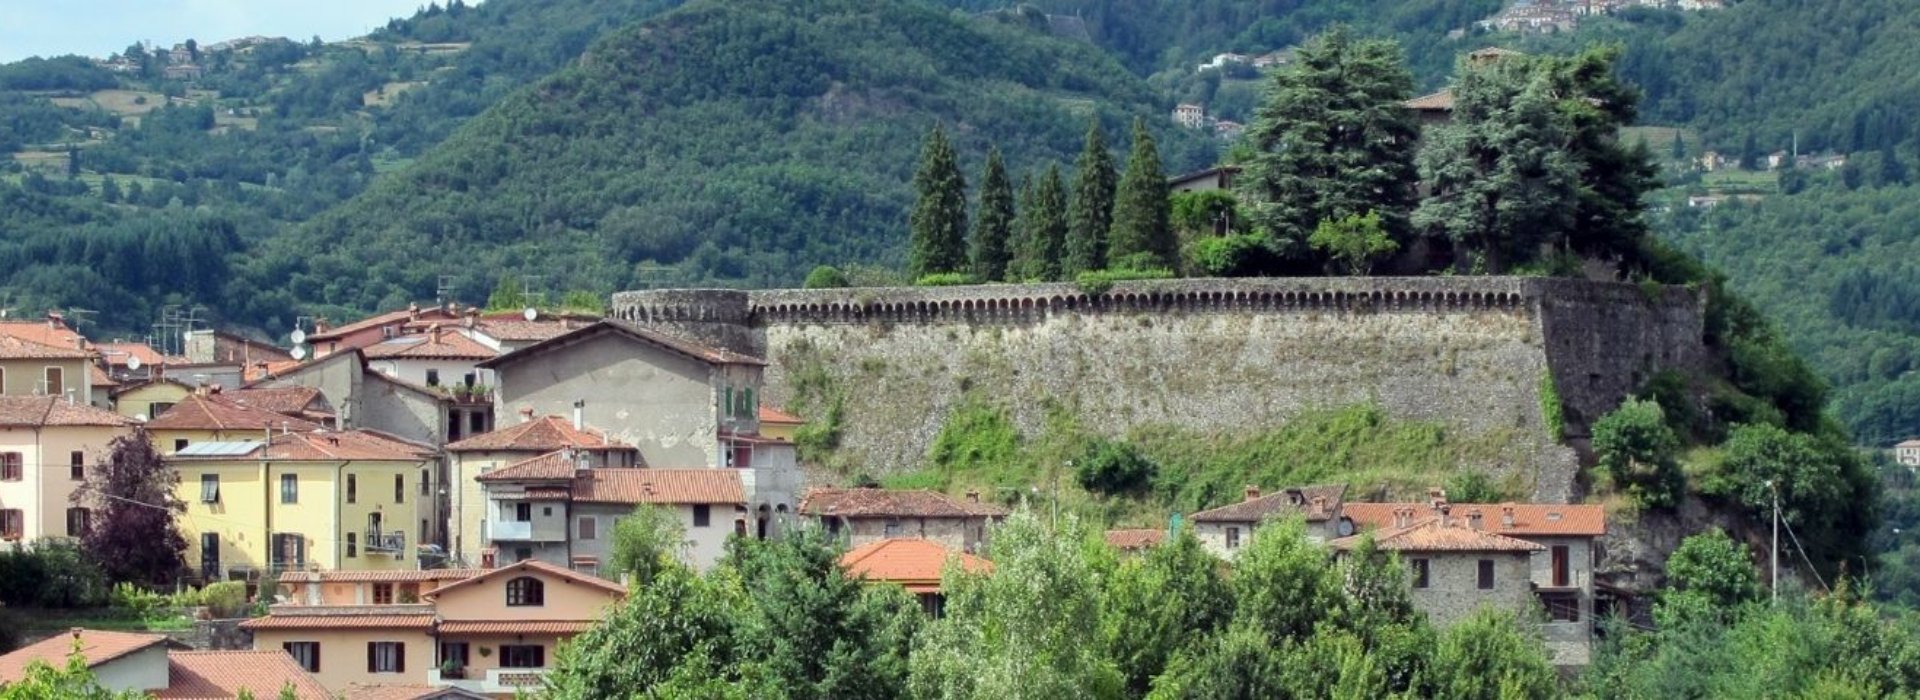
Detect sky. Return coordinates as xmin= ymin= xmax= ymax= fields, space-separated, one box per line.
xmin=0 ymin=0 xmax=434 ymax=63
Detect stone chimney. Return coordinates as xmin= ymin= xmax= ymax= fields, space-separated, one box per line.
xmin=1393 ymin=507 xmax=1412 ymax=528
xmin=1310 ymin=496 xmax=1327 ymax=518
xmin=463 ymin=308 xmax=478 ymax=329
xmin=518 ymin=406 xmax=534 ymax=422
xmin=1501 ymin=504 xmax=1516 ymax=529
xmin=1244 ymin=485 xmax=1261 ymax=502
xmin=428 ymin=324 xmax=441 ymax=343
xmin=45 ymin=311 xmax=62 ymax=329
xmin=1427 ymin=487 xmax=1447 ymax=510
xmin=1467 ymin=508 xmax=1484 ymax=530
xmin=965 ymin=490 xmax=980 ymax=503
xmin=407 ymin=302 xmax=420 ymax=320
xmin=314 ymin=317 xmax=331 ymax=334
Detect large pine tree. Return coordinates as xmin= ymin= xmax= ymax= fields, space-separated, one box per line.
xmin=1065 ymin=120 xmax=1117 ymax=275
xmin=1237 ymin=27 xmax=1419 ymax=255
xmin=970 ymin=147 xmax=1016 ymax=281
xmin=1032 ymin=164 xmax=1070 ymax=281
xmin=908 ymin=125 xmax=969 ymax=279
xmin=1008 ymin=173 xmax=1040 ymax=281
xmin=1108 ymin=118 xmax=1175 ymax=269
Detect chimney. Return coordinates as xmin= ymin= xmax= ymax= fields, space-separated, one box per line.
xmin=1427 ymin=487 xmax=1447 ymax=510
xmin=408 ymin=302 xmax=420 ymax=320
xmin=1310 ymin=496 xmax=1327 ymax=517
xmin=429 ymin=324 xmax=442 ymax=343
xmin=70 ymin=627 xmax=82 ymax=641
xmin=46 ymin=311 xmax=62 ymax=329
xmin=572 ymin=400 xmax=584 ymax=431
xmin=314 ymin=317 xmax=331 ymax=334
xmin=463 ymin=308 xmax=478 ymax=329
xmin=518 ymin=406 xmax=534 ymax=422
xmin=1467 ymin=509 xmax=1484 ymax=530
xmin=1393 ymin=508 xmax=1411 ymax=528
xmin=72 ymin=335 xmax=86 ymax=351
xmin=1243 ymin=485 xmax=1261 ymax=502
xmin=1501 ymin=504 xmax=1516 ymax=529
xmin=965 ymin=490 xmax=979 ymax=503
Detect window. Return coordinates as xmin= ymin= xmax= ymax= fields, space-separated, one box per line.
xmin=0 ymin=367 xmax=6 ymax=394
xmin=200 ymin=533 xmax=220 ymax=577
xmin=439 ymin=642 xmax=469 ymax=673
xmin=43 ymin=367 xmax=62 ymax=396
xmin=1411 ymin=559 xmax=1431 ymax=589
xmin=346 ymin=532 xmax=357 ymax=558
xmin=200 ymin=474 xmax=220 ymax=503
xmin=1 ymin=509 xmax=23 ymax=540
xmin=468 ymin=411 xmax=486 ymax=435
xmin=280 ymin=473 xmax=298 ymax=504
xmin=420 ymin=469 xmax=431 ymax=495
xmin=372 ymin=582 xmax=394 ymax=605
xmin=1551 ymin=545 xmax=1571 ymax=588
xmin=283 ymin=642 xmax=320 ymax=673
xmin=505 ymin=576 xmax=545 ymax=606
xmin=578 ymin=516 xmax=597 ymax=541
xmin=685 ymin=503 xmax=709 ymax=528
xmin=149 ymin=402 xmax=174 ymax=420
xmin=1543 ymin=593 xmax=1581 ymax=622
xmin=69 ymin=451 xmax=85 ymax=481
xmin=1226 ymin=526 xmax=1241 ymax=550
xmin=174 ymin=438 xmax=189 ymax=452
xmin=0 ymin=453 xmax=20 ymax=481
xmin=499 ymin=644 xmax=545 ymax=669
xmin=367 ymin=642 xmax=405 ymax=673
xmin=270 ymin=533 xmax=307 ymax=570
xmin=515 ymin=503 xmax=532 ymax=522
xmin=741 ymin=387 xmax=755 ymax=419
xmin=394 ymin=474 xmax=404 ymax=504
xmin=447 ymin=412 xmax=461 ymax=441
xmin=462 ymin=372 xmax=476 ymax=388
xmin=541 ymin=506 xmax=552 ymax=517
xmin=425 ymin=370 xmax=441 ymax=387
xmin=346 ymin=474 xmax=357 ymax=503
xmin=65 ymin=508 xmax=89 ymax=538
xmin=884 ymin=518 xmax=902 ymax=537
xmin=1478 ymin=559 xmax=1496 ymax=590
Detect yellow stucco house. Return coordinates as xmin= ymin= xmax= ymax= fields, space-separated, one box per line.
xmin=757 ymin=406 xmax=803 ymax=443
xmin=167 ymin=429 xmax=434 ymax=581
xmin=109 ymin=379 xmax=192 ymax=422
xmin=0 ymin=397 xmax=134 ymax=544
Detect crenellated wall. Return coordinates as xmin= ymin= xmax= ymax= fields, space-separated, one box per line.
xmin=610 ymin=278 xmax=1706 ymax=502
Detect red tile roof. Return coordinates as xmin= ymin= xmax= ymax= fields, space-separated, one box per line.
xmin=472 ymin=314 xmax=593 ymax=342
xmin=436 ymin=620 xmax=595 ymax=635
xmin=239 ymin=614 xmax=436 ymax=630
xmin=800 ymin=488 xmax=1007 ymax=518
xmin=1342 ymin=502 xmax=1606 ymax=537
xmin=1404 ymin=88 xmax=1455 ymax=111
xmin=571 ymin=468 xmax=745 ymax=505
xmin=147 ymin=393 xmax=325 ymax=432
xmin=306 ymin=308 xmax=458 ymax=343
xmin=88 ymin=364 xmax=118 ymax=388
xmin=840 ymin=538 xmax=990 ymax=593
xmin=0 ymin=334 xmax=91 ymax=359
xmin=477 ymin=320 xmax=764 ymax=370
xmin=344 ymin=683 xmax=488 ymax=700
xmin=1189 ymin=485 xmax=1347 ymax=523
xmin=0 ymin=629 xmax=168 ymax=683
xmin=0 ymin=319 xmax=91 ymax=354
xmin=278 ymin=569 xmax=486 ymax=584
xmin=0 ymin=396 xmax=134 ymax=427
xmin=475 ymin=450 xmax=580 ymax=482
xmin=759 ymin=406 xmax=803 ymax=425
xmin=1104 ymin=529 xmax=1167 ymax=551
xmin=446 ymin=416 xmax=631 ymax=453
xmin=156 ymin=650 xmax=331 ymax=699
xmin=362 ymin=328 xmax=498 ymax=361
xmin=422 ymin=559 xmax=627 ymax=599
xmin=96 ymin=342 xmax=185 ymax=368
xmin=224 ymin=386 xmax=328 ymax=417
xmin=1329 ymin=518 xmax=1546 ymax=553
xmin=173 ymin=429 xmax=432 ymax=462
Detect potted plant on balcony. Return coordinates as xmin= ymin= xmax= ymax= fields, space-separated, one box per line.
xmin=440 ymin=656 xmax=465 ymax=680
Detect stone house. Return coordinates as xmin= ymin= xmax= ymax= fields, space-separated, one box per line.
xmin=475 ymin=454 xmax=745 ymax=573
xmin=0 ymin=397 xmax=134 ymax=545
xmin=1328 ymin=511 xmax=1542 ymax=628
xmin=1188 ymin=484 xmax=1351 ymax=558
xmin=0 ymin=628 xmax=330 ymax=698
xmin=446 ymin=414 xmax=639 ymax=566
xmin=799 ymin=488 xmax=1006 ymax=553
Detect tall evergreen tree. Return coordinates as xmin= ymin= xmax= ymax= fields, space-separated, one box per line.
xmin=970 ymin=147 xmax=1016 ymax=281
xmin=1065 ymin=120 xmax=1117 ymax=275
xmin=1008 ymin=173 xmax=1040 ymax=281
xmin=1237 ymin=27 xmax=1419 ymax=256
xmin=1538 ymin=47 xmax=1660 ymax=268
xmin=1108 ymin=118 xmax=1175 ymax=269
xmin=908 ymin=125 xmax=969 ymax=279
xmin=1032 ymin=164 xmax=1070 ymax=281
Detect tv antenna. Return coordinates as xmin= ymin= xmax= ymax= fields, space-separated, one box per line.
xmin=62 ymin=308 xmax=98 ymax=329
xmin=435 ymin=275 xmax=457 ymax=306
xmin=634 ymin=262 xmax=675 ymax=290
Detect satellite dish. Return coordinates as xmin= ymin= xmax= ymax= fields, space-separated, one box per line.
xmin=290 ymin=345 xmax=309 ymax=361
xmin=289 ymin=328 xmax=307 ymax=345
xmin=126 ymin=355 xmax=142 ymax=371
xmin=522 ymin=308 xmax=539 ymax=322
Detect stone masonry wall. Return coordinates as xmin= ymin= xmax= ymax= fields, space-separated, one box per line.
xmin=611 ymin=278 xmax=1706 ymax=503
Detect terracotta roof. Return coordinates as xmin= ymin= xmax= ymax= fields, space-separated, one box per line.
xmin=435 ymin=620 xmax=595 ymax=635
xmin=422 ymin=559 xmax=627 ymax=600
xmin=261 ymin=430 xmax=433 ymax=461
xmin=1329 ymin=518 xmax=1545 ymax=553
xmin=362 ymin=329 xmax=498 ymax=361
xmin=96 ymin=342 xmax=184 ymax=368
xmin=225 ymin=386 xmax=328 ymax=417
xmin=146 ymin=393 xmax=325 ymax=432
xmin=472 ymin=314 xmax=590 ymax=342
xmin=306 ymin=307 xmax=458 ymax=343
xmin=0 ymin=396 xmax=134 ymax=427
xmin=475 ymin=450 xmax=580 ymax=482
xmin=156 ymin=650 xmax=332 ymax=699
xmin=0 ymin=319 xmax=90 ymax=353
xmin=840 ymin=538 xmax=991 ymax=593
xmin=239 ymin=614 xmax=436 ymax=630
xmin=800 ymin=488 xmax=1008 ymax=518
xmin=1189 ymin=485 xmax=1347 ymax=523
xmin=277 ymin=568 xmax=487 ymax=584
xmin=1404 ymin=89 xmax=1455 ymax=111
xmin=1898 ymin=439 xmax=1920 ymax=449
xmin=88 ymin=364 xmax=118 ymax=388
xmin=446 ymin=416 xmax=630 ymax=453
xmin=0 ymin=334 xmax=91 ymax=359
xmin=1104 ymin=529 xmax=1167 ymax=551
xmin=110 ymin=377 xmax=194 ymax=399
xmin=477 ymin=320 xmax=764 ymax=370
xmin=1342 ymin=502 xmax=1606 ymax=537
xmin=344 ymin=684 xmax=491 ymax=700
xmin=571 ymin=468 xmax=745 ymax=505
xmin=759 ymin=406 xmax=803 ymax=425
xmin=0 ymin=629 xmax=168 ymax=683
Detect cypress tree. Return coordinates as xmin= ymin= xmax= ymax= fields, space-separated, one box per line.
xmin=909 ymin=125 xmax=969 ymax=279
xmin=1008 ymin=173 xmax=1039 ymax=281
xmin=1031 ymin=165 xmax=1069 ymax=281
xmin=970 ymin=146 xmax=1016 ymax=281
xmin=1065 ymin=119 xmax=1117 ymax=275
xmin=1108 ymin=118 xmax=1174 ymax=269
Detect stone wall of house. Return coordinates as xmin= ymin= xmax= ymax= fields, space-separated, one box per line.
xmin=831 ymin=515 xmax=989 ymax=553
xmin=1409 ymin=551 xmax=1535 ymax=628
xmin=610 ymin=278 xmax=1706 ymax=502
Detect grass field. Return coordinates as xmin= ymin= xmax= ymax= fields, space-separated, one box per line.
xmin=48 ymin=89 xmax=167 ymax=116
xmin=1701 ymin=168 xmax=1779 ymax=193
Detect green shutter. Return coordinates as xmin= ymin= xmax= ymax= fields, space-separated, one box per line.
xmin=743 ymin=388 xmax=755 ymax=419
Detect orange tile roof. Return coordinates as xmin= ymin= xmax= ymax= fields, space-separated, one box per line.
xmin=475 ymin=450 xmax=579 ymax=482
xmin=225 ymin=386 xmax=328 ymax=417
xmin=446 ymin=415 xmax=631 ymax=453
xmin=1329 ymin=518 xmax=1545 ymax=553
xmin=1188 ymin=485 xmax=1347 ymax=524
xmin=422 ymin=559 xmax=627 ymax=599
xmin=1104 ymin=529 xmax=1167 ymax=551
xmin=840 ymin=538 xmax=991 ymax=593
xmin=276 ymin=568 xmax=487 ymax=584
xmin=0 ymin=396 xmax=134 ymax=427
xmin=0 ymin=628 xmax=168 ymax=683
xmin=0 ymin=319 xmax=90 ymax=352
xmin=468 ymin=313 xmax=595 ymax=342
xmin=759 ymin=406 xmax=803 ymax=425
xmin=156 ymin=650 xmax=331 ymax=700
xmin=477 ymin=320 xmax=764 ymax=370
xmin=0 ymin=334 xmax=91 ymax=359
xmin=1404 ymin=88 xmax=1455 ymax=111
xmin=344 ymin=683 xmax=487 ymax=700
xmin=97 ymin=342 xmax=185 ymax=368
xmin=262 ymin=430 xmax=433 ymax=461
xmin=239 ymin=614 xmax=436 ymax=630
xmin=306 ymin=307 xmax=459 ymax=343
xmin=147 ymin=393 xmax=325 ymax=432
xmin=362 ymin=328 xmax=498 ymax=361
xmin=571 ymin=468 xmax=745 ymax=505
xmin=800 ymin=488 xmax=1007 ymax=518
xmin=436 ymin=620 xmax=595 ymax=635
xmin=1342 ymin=502 xmax=1606 ymax=537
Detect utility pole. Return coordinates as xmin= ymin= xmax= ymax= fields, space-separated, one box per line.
xmin=1769 ymin=479 xmax=1779 ymax=604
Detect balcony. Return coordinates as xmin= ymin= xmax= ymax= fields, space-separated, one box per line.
xmin=429 ymin=667 xmax=549 ymax=694
xmin=365 ymin=529 xmax=407 ymax=555
xmin=485 ymin=519 xmax=566 ymax=542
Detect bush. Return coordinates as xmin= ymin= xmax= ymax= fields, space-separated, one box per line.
xmin=1074 ymin=267 xmax=1174 ymax=296
xmin=1184 ymin=234 xmax=1272 ymax=277
xmin=200 ymin=581 xmax=249 ymax=618
xmin=1592 ymin=398 xmax=1685 ymax=508
xmin=0 ymin=542 xmax=109 ymax=608
xmin=111 ymin=582 xmax=167 ymax=620
xmin=1074 ymin=439 xmax=1157 ymax=496
xmin=914 ymin=272 xmax=976 ymax=287
xmin=804 ymin=265 xmax=851 ymax=289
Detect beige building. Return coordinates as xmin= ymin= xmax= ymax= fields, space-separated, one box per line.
xmin=800 ymin=488 xmax=1006 ymax=553
xmin=0 ymin=396 xmax=134 ymax=544
xmin=0 ymin=628 xmax=329 ymax=698
xmin=245 ymin=560 xmax=625 ymax=695
xmin=1897 ymin=439 xmax=1920 ymax=467
xmin=1188 ymin=484 xmax=1351 ymax=558
xmin=445 ymin=414 xmax=639 ymax=567
xmin=477 ymin=458 xmax=747 ymax=573
xmin=109 ymin=378 xmax=193 ymax=422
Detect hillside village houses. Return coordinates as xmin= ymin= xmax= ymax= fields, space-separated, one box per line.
xmin=0 ymin=397 xmax=135 ymax=544
xmin=1188 ymin=484 xmax=1351 ymax=557
xmin=800 ymin=488 xmax=1007 ymax=553
xmin=1897 ymin=438 xmax=1920 ymax=467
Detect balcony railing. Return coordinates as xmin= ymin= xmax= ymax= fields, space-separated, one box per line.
xmin=487 ymin=520 xmax=533 ymax=541
xmin=365 ymin=529 xmax=407 ymax=555
xmin=429 ymin=667 xmax=549 ymax=694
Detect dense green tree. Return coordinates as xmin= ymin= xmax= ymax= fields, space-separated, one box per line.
xmin=0 ymin=649 xmax=150 ymax=700
xmin=1108 ymin=118 xmax=1174 ymax=270
xmin=1660 ymin=528 xmax=1761 ymax=617
xmin=1237 ymin=27 xmax=1418 ymax=255
xmin=1592 ymin=398 xmax=1684 ymax=508
xmin=1308 ymin=210 xmax=1396 ymax=275
xmin=910 ymin=124 xmax=970 ymax=279
xmin=969 ymin=147 xmax=1016 ymax=282
xmin=605 ymin=503 xmax=687 ymax=586
xmin=1102 ymin=527 xmax=1230 ymax=695
xmin=1012 ymin=165 xmax=1069 ymax=281
xmin=804 ymin=265 xmax=850 ymax=289
xmin=725 ymin=526 xmax=921 ymax=699
xmin=1228 ymin=515 xmax=1340 ymax=642
xmin=1065 ymin=120 xmax=1117 ymax=275
xmin=1416 ymin=608 xmax=1557 ymax=700
xmin=543 ymin=562 xmax=737 ymax=698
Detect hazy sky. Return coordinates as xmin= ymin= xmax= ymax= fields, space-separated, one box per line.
xmin=0 ymin=0 xmax=433 ymax=62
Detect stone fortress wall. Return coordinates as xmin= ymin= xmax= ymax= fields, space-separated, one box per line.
xmin=612 ymin=277 xmax=1706 ymax=502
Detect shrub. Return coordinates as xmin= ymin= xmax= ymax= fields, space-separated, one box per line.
xmin=1074 ymin=439 xmax=1157 ymax=496
xmin=1185 ymin=234 xmax=1272 ymax=277
xmin=914 ymin=272 xmax=976 ymax=287
xmin=1592 ymin=398 xmax=1685 ymax=508
xmin=0 ymin=542 xmax=109 ymax=608
xmin=1307 ymin=211 xmax=1396 ymax=275
xmin=804 ymin=265 xmax=851 ymax=289
xmin=111 ymin=582 xmax=166 ymax=620
xmin=200 ymin=581 xmax=248 ymax=618
xmin=1074 ymin=267 xmax=1174 ymax=296
xmin=926 ymin=398 xmax=1023 ymax=487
